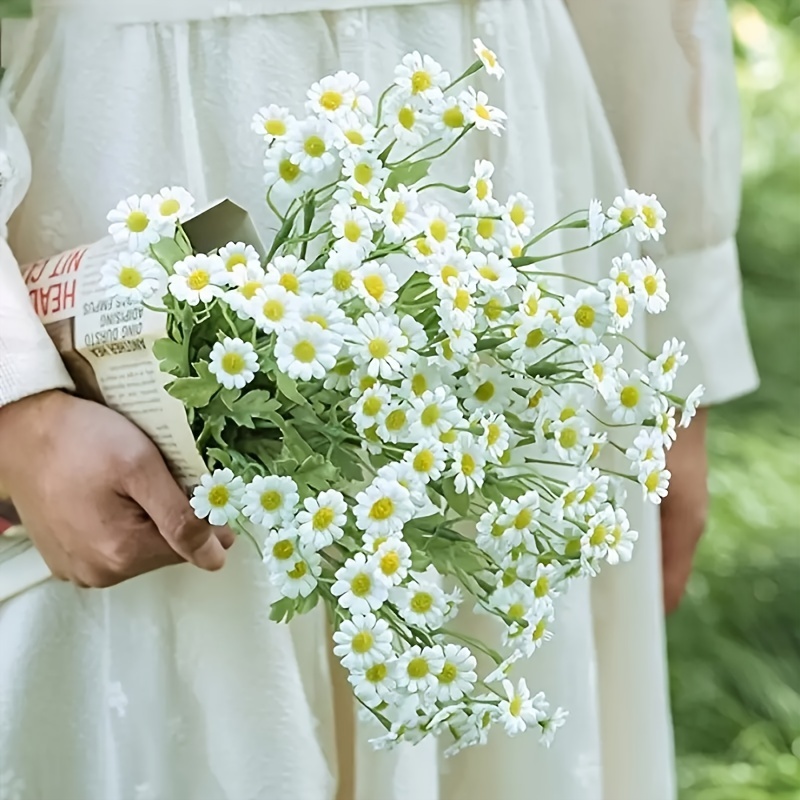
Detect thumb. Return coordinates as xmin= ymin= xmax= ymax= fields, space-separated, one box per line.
xmin=123 ymin=450 xmax=228 ymax=572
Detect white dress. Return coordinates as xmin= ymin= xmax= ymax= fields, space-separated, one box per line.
xmin=0 ymin=2 xmax=758 ymax=799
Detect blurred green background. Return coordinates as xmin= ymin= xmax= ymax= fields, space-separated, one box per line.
xmin=669 ymin=2 xmax=800 ymax=798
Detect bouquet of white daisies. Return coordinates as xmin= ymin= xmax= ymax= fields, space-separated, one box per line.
xmin=100 ymin=40 xmax=703 ymax=754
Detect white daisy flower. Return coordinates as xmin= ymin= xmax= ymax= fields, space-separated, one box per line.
xmin=649 ymin=337 xmax=688 ymax=392
xmin=605 ymin=188 xmax=645 ymax=234
xmin=348 ymin=659 xmax=397 ymax=708
xmin=107 ymin=194 xmax=165 ymax=251
xmin=468 ymin=159 xmax=496 ymax=214
xmin=583 ymin=506 xmax=638 ymax=565
xmin=402 ymin=357 xmax=454 ymax=399
xmin=633 ymin=256 xmax=669 ymax=314
xmin=296 ymin=295 xmax=349 ymax=341
xmin=307 ymin=70 xmax=372 ymax=118
xmin=462 ymin=359 xmax=514 ymax=414
xmin=342 ymin=152 xmax=389 ymax=201
xmin=250 ymin=284 xmax=299 ymax=334
xmin=378 ymin=462 xmax=437 ymax=517
xmin=473 ymin=36 xmax=504 ymax=77
xmin=295 ymin=489 xmax=348 ymax=551
xmin=477 ymin=287 xmax=513 ymax=330
xmin=352 ymin=384 xmax=392 ymax=432
xmin=477 ymin=412 xmax=512 ymax=462
xmin=409 ymin=387 xmax=464 ymax=440
xmin=399 ymin=313 xmax=427 ymax=353
xmin=395 ymin=578 xmax=449 ymax=630
xmin=265 ymin=254 xmax=313 ymax=296
xmin=429 ymin=94 xmax=469 ymax=139
xmin=168 ymin=253 xmax=228 ymax=306
xmin=469 ymin=208 xmax=505 ymax=252
xmin=219 ymin=241 xmax=261 ymax=275
xmin=608 ymin=252 xmax=638 ymax=289
xmin=502 ymin=192 xmax=535 ymax=238
xmin=450 ymin=433 xmax=486 ymax=494
xmin=588 ymin=199 xmax=606 ymax=245
xmin=438 ymin=278 xmax=478 ymax=333
xmin=498 ymin=490 xmax=541 ymax=540
xmin=394 ymin=51 xmax=450 ymax=100
xmin=319 ymin=250 xmax=362 ymax=302
xmin=539 ymin=707 xmax=569 ymax=748
xmin=333 ymin=613 xmax=394 ymax=671
xmin=551 ymin=414 xmax=592 ymax=463
xmin=286 ymin=117 xmax=339 ymax=174
xmin=461 ymin=87 xmax=507 ymax=135
xmin=331 ymin=204 xmax=375 ymax=258
xmin=100 ymin=251 xmax=162 ymax=302
xmin=580 ymin=343 xmax=623 ymax=399
xmin=263 ymin=145 xmax=308 ymax=195
xmin=349 ymin=313 xmax=409 ymax=379
xmin=354 ymin=478 xmax=415 ymax=537
xmin=490 ymin=581 xmax=537 ymax=629
xmin=508 ymin=321 xmax=552 ymax=364
xmin=208 ymin=337 xmax=260 ymax=390
xmin=608 ymin=282 xmax=635 ymax=332
xmin=380 ymin=185 xmax=421 ymax=244
xmin=632 ymin=193 xmax=667 ymax=242
xmin=275 ymin=321 xmax=341 ymax=381
xmin=243 ymin=476 xmax=299 ymax=528
xmin=608 ymin=369 xmax=656 ymax=424
xmin=374 ymin=536 xmax=413 ymax=586
xmin=404 ymin=440 xmax=447 ymax=484
xmin=639 ymin=465 xmax=671 ymax=504
xmin=331 ymin=110 xmax=378 ymax=156
xmin=190 ymin=468 xmax=245 ymax=527
xmin=332 ymin=552 xmax=390 ymax=614
xmin=376 ymin=400 xmax=412 ymax=443
xmin=270 ymin=551 xmax=321 ymax=598
xmin=469 ymin=251 xmax=516 ymax=292
xmin=354 ymin=262 xmax=400 ymax=311
xmin=499 ymin=679 xmax=548 ymax=736
xmin=515 ymin=605 xmax=556 ymax=656
xmin=561 ymin=287 xmax=611 ymax=345
xmin=395 ymin=645 xmax=446 ymax=695
xmin=251 ymin=104 xmax=295 ymax=143
xmin=225 ymin=264 xmax=269 ymax=319
xmin=385 ymin=95 xmax=432 ymax=147
xmin=421 ymin=203 xmax=461 ymax=252
xmin=152 ymin=186 xmax=195 ymax=231
xmin=424 ymin=245 xmax=472 ymax=292
xmin=263 ymin=527 xmax=304 ymax=574
xmin=435 ymin=644 xmax=478 ymax=702
xmin=681 ymin=384 xmax=705 ymax=428
xmin=652 ymin=395 xmax=678 ymax=448
xmin=485 ymin=651 xmax=525 ymax=685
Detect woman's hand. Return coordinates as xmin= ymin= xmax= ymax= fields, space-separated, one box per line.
xmin=661 ymin=408 xmax=709 ymax=613
xmin=0 ymin=391 xmax=233 ymax=588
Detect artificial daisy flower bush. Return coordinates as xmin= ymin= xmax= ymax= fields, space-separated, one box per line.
xmin=100 ymin=39 xmax=702 ymax=754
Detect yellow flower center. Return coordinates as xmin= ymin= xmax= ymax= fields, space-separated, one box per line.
xmin=362 ymin=396 xmax=383 ymax=417
xmin=414 ymin=239 xmax=434 ymax=257
xmin=187 ymin=270 xmax=210 ymax=291
xmin=263 ymin=299 xmax=285 ymax=322
xmin=461 ymin=453 xmax=476 ymax=476
xmin=319 ymin=90 xmax=343 ymax=111
xmin=559 ymin=427 xmax=578 ymax=449
xmin=287 ymin=561 xmax=308 ymax=580
xmin=305 ymin=314 xmax=328 ymax=329
xmin=410 ymin=70 xmax=432 ymax=94
xmin=476 ymin=218 xmax=495 ymax=240
xmin=478 ymin=265 xmax=499 ymax=281
xmin=590 ymin=524 xmax=608 ymax=547
xmin=575 ymin=305 xmax=595 ymax=328
xmin=368 ymin=338 xmax=390 ymax=359
xmin=475 ymin=104 xmax=491 ymax=121
xmin=225 ymin=254 xmax=248 ymax=272
xmin=160 ymin=198 xmax=181 ymax=217
xmin=391 ymin=201 xmax=407 ymax=226
xmin=363 ymin=274 xmax=386 ymax=301
xmin=474 ymin=381 xmax=495 ymax=402
xmin=429 ymin=219 xmax=449 ymax=243
xmin=438 ymin=662 xmax=458 ymax=684
xmin=618 ymin=207 xmax=636 ymax=226
xmin=312 ymin=507 xmax=335 ymax=531
xmin=643 ymin=275 xmax=658 ymax=296
xmin=118 ymin=267 xmax=143 ymax=289
xmin=475 ymin=178 xmax=489 ymax=200
xmin=508 ymin=603 xmax=525 ymax=620
xmin=439 ymin=264 xmax=458 ymax=284
xmin=261 ymin=490 xmax=283 ymax=512
xmin=353 ymin=163 xmax=373 ymax=186
xmin=207 ymin=485 xmax=229 ymax=508
xmin=345 ymin=129 xmax=365 ymax=145
xmin=351 ymin=630 xmax=373 ymax=653
xmin=410 ymin=592 xmax=433 ymax=613
xmin=514 ymin=509 xmax=533 ymax=530
xmin=642 ymin=206 xmax=659 ymax=228
xmin=303 ymin=135 xmax=326 ymax=157
xmin=644 ymin=471 xmax=660 ymax=493
xmin=413 ymin=450 xmax=435 ymax=473
xmin=398 ymin=106 xmax=416 ymax=130
xmin=663 ymin=355 xmax=676 ymax=373
xmin=360 ymin=376 xmax=377 ymax=392
xmin=420 ymin=404 xmax=440 ymax=427
xmin=480 ymin=48 xmax=497 ymax=67
xmin=332 ymin=270 xmax=353 ymax=292
xmin=620 ymin=386 xmax=640 ymax=408
xmin=534 ymin=577 xmax=550 ymax=598
xmin=439 ymin=428 xmax=457 ymax=444
xmin=365 ymin=663 xmax=387 ymax=683
xmin=442 ymin=106 xmax=465 ymax=129
xmin=293 ymin=340 xmax=317 ymax=363
xmin=385 ymin=409 xmax=407 ymax=432
xmin=487 ymin=423 xmax=501 ymax=446
xmin=525 ymin=329 xmax=545 ymax=348
xmin=380 ymin=551 xmax=401 ymax=577
xmin=510 ymin=203 xmax=526 ymax=227
xmin=240 ymin=281 xmax=262 ymax=299
xmin=265 ymin=119 xmax=286 ymax=137
xmin=411 ymin=374 xmax=428 ymax=397
xmin=532 ymin=620 xmax=547 ymax=641
xmin=615 ymin=295 xmax=629 ymax=318
xmin=221 ymin=352 xmax=245 ymax=375
xmin=593 ymin=364 xmax=604 ymax=380
xmin=279 ymin=159 xmax=301 ymax=183
xmin=369 ymin=497 xmax=395 ymax=521
xmin=485 ymin=298 xmax=504 ymax=321
xmin=528 ymin=390 xmax=543 ymax=409
xmin=350 ymin=573 xmax=372 ymax=597
xmin=509 ymin=695 xmax=523 ymax=717
xmin=272 ymin=539 xmax=294 ymax=560
xmin=581 ymin=485 xmax=596 ymax=504
xmin=454 ymin=288 xmax=471 ymax=312
xmin=407 ymin=657 xmax=429 ymax=679
xmin=126 ymin=210 xmax=150 ymax=233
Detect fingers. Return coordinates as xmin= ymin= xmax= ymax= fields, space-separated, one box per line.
xmin=123 ymin=451 xmax=228 ymax=572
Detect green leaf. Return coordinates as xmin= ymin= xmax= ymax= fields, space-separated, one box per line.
xmin=152 ymin=337 xmax=186 ymax=376
xmin=386 ymin=159 xmax=432 ymax=191
xmin=269 ymin=597 xmax=297 ymax=624
xmin=0 ymin=0 xmax=33 ymax=18
xmin=441 ymin=476 xmax=470 ymax=517
xmin=166 ymin=374 xmax=219 ymax=408
xmin=150 ymin=237 xmax=187 ymax=271
xmin=295 ymin=454 xmax=339 ymax=491
xmin=206 ymin=448 xmax=233 ymax=470
xmin=275 ymin=370 xmax=308 ymax=406
xmin=282 ymin=422 xmax=315 ymax=462
xmin=297 ymin=590 xmax=320 ymax=616
xmin=330 ymin=446 xmax=365 ymax=482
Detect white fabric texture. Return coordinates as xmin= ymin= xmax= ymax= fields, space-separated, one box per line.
xmin=0 ymin=2 xmax=756 ymax=799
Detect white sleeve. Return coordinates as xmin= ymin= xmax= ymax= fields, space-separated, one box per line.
xmin=568 ymin=0 xmax=759 ymax=403
xmin=0 ymin=97 xmax=74 ymax=407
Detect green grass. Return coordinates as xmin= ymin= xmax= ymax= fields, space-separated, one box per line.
xmin=669 ymin=4 xmax=800 ymax=797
